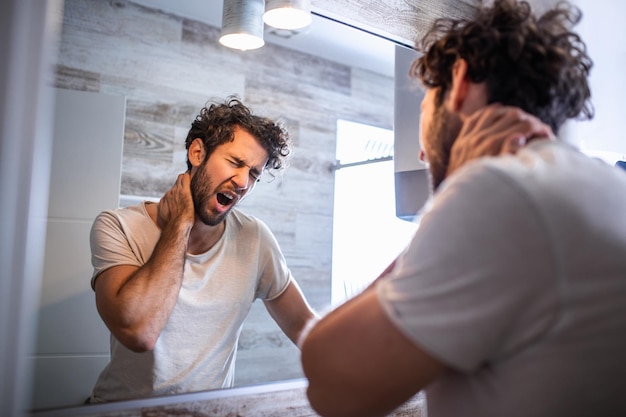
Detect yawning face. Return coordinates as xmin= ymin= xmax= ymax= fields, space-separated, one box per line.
xmin=190 ymin=170 xmax=237 ymax=226
xmin=189 ymin=127 xmax=268 ymax=226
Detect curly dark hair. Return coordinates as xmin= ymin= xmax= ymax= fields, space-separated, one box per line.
xmin=184 ymin=96 xmax=291 ymax=178
xmin=411 ymin=0 xmax=593 ymax=133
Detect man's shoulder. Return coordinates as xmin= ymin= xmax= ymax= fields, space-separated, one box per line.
xmin=93 ymin=202 xmax=153 ymax=232
xmin=228 ymin=208 xmax=265 ymax=230
xmin=438 ymin=140 xmax=618 ymax=219
xmin=447 ymin=141 xmax=577 ymax=188
xmin=228 ymin=209 xmax=274 ymax=239
xmin=98 ymin=202 xmax=146 ymax=216
xmin=229 ymin=208 xmax=257 ymax=225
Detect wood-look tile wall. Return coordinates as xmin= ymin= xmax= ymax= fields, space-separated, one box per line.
xmin=313 ymin=0 xmax=480 ymax=45
xmin=54 ymin=0 xmax=393 ymax=387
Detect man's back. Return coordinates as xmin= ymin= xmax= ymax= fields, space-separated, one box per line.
xmin=381 ymin=140 xmax=626 ymax=416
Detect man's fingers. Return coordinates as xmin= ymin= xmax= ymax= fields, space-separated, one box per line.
xmin=447 ymin=105 xmax=555 ymax=178
xmin=500 ymin=135 xmax=526 ymax=154
xmin=158 ymin=172 xmax=194 ymax=226
xmin=463 ymin=106 xmax=554 ymax=155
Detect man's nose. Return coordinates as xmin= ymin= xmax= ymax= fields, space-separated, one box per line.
xmin=232 ymin=169 xmax=252 ymax=191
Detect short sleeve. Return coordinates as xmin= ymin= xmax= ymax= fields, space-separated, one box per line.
xmin=377 ymin=163 xmax=559 ymax=372
xmin=89 ymin=207 xmax=159 ymax=289
xmin=254 ymin=218 xmax=293 ymax=300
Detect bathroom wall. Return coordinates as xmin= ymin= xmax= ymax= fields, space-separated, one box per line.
xmin=564 ymin=0 xmax=626 ymax=161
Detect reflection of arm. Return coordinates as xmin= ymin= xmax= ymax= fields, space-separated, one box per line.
xmin=93 ymin=173 xmax=195 ymax=353
xmin=254 ymin=216 xmax=318 ymax=347
xmin=301 ymin=289 xmax=445 ymax=417
xmin=94 ymin=216 xmax=192 ymax=352
xmin=264 ymin=279 xmax=317 ymax=346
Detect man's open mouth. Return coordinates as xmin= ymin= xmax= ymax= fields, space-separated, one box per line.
xmin=216 ymin=192 xmax=235 ymax=207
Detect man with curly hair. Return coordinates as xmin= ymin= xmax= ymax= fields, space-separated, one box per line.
xmin=301 ymin=1 xmax=626 ymax=416
xmin=87 ymin=96 xmax=316 ymax=403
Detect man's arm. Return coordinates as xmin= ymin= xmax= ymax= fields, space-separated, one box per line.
xmin=94 ymin=173 xmax=195 ymax=352
xmin=300 ymin=289 xmax=446 ymax=417
xmin=298 ymin=105 xmax=551 ymax=417
xmin=264 ymin=279 xmax=318 ymax=346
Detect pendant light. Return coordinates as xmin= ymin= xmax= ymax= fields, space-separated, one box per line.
xmin=219 ymin=0 xmax=265 ymax=51
xmin=263 ymin=0 xmax=312 ymax=30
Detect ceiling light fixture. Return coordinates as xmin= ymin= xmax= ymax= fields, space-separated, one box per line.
xmin=219 ymin=0 xmax=265 ymax=51
xmin=263 ymin=0 xmax=312 ymax=30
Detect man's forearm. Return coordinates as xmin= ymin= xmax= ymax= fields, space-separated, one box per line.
xmin=105 ymin=218 xmax=192 ymax=351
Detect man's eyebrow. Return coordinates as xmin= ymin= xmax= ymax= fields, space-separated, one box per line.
xmin=230 ymin=154 xmax=263 ymax=175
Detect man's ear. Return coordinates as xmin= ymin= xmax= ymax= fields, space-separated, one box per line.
xmin=447 ymin=59 xmax=470 ymax=112
xmin=188 ymin=138 xmax=205 ymax=168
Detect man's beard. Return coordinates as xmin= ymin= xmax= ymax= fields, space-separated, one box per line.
xmin=425 ymin=103 xmax=462 ymax=192
xmin=189 ymin=165 xmax=231 ymax=226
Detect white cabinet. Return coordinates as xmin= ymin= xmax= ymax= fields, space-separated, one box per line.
xmin=393 ymin=45 xmax=430 ymax=221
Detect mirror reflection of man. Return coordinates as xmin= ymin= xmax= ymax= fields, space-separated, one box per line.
xmin=88 ymin=96 xmax=316 ymax=403
xmin=301 ymin=1 xmax=626 ymax=416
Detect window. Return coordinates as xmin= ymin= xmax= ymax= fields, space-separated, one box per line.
xmin=331 ymin=120 xmax=419 ymax=306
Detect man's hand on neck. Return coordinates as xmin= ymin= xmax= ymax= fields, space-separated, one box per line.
xmin=446 ymin=104 xmax=554 ymax=178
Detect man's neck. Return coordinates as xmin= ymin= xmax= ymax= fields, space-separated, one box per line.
xmin=187 ymin=220 xmax=225 ymax=255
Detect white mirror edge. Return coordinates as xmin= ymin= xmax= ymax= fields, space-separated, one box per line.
xmin=30 ymin=378 xmax=309 ymax=417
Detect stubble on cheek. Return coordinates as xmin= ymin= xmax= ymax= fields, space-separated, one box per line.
xmin=426 ymin=105 xmax=462 ymax=192
xmin=189 ymin=168 xmax=220 ymax=226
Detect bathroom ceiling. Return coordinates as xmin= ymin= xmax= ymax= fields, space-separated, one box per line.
xmin=103 ymin=1 xmax=561 ymax=80
xmin=129 ymin=0 xmax=397 ymax=77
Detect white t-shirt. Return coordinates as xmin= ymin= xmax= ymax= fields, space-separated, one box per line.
xmin=378 ymin=141 xmax=626 ymax=417
xmin=89 ymin=205 xmax=292 ymax=403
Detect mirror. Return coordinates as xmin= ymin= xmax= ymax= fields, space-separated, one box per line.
xmin=17 ymin=0 xmax=621 ymax=413
xmin=31 ymin=0 xmax=399 ymax=410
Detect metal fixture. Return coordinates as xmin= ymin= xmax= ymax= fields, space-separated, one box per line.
xmin=219 ymin=0 xmax=265 ymax=51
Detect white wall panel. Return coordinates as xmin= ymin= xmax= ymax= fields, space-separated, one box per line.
xmin=31 ymin=89 xmax=125 ymax=411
